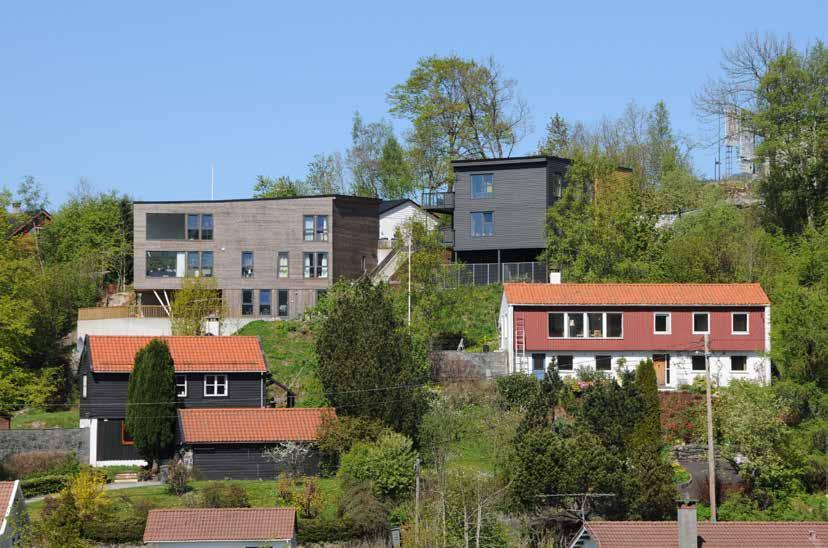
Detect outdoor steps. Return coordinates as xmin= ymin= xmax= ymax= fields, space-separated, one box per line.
xmin=113 ymin=472 xmax=139 ymax=483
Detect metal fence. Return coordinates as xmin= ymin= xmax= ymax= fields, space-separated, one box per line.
xmin=441 ymin=261 xmax=548 ymax=286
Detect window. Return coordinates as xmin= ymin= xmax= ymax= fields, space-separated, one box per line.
xmin=304 ymin=215 xmax=329 ymax=241
xmin=121 ymin=422 xmax=134 ymax=445
xmin=146 ymin=213 xmax=185 ymax=240
xmin=259 ymin=289 xmax=272 ymax=316
xmin=241 ymin=251 xmax=254 ymax=278
xmin=556 ymin=355 xmax=574 ymax=371
xmin=201 ymin=214 xmax=213 ymax=240
xmin=692 ymin=356 xmax=706 ymax=371
xmin=242 ymin=290 xmax=253 ymax=316
xmin=187 ymin=251 xmax=200 ymax=276
xmin=595 ymin=355 xmax=612 ymax=371
xmin=187 ymin=214 xmax=200 ymax=240
xmin=204 ymin=374 xmax=228 ymax=397
xmin=654 ymin=313 xmax=671 ymax=334
xmin=731 ymin=355 xmax=746 ymax=372
xmin=548 ymin=172 xmax=564 ymax=205
xmin=277 ymin=252 xmax=289 ymax=278
xmin=82 ymin=375 xmax=87 ymax=398
xmin=175 ymin=375 xmax=187 ymax=398
xmin=606 ymin=313 xmax=623 ymax=337
xmin=304 ymin=216 xmax=314 ymax=241
xmin=146 ymin=251 xmax=185 ymax=278
xmin=548 ymin=313 xmax=564 ymax=337
xmin=532 ymin=353 xmax=546 ymax=372
xmin=303 ymin=252 xmax=328 ymax=278
xmin=471 ymin=211 xmax=494 ymax=237
xmin=316 ymin=215 xmax=329 ymax=241
xmin=277 ymin=289 xmax=289 ymax=317
xmin=201 ymin=252 xmax=213 ymax=277
xmin=588 ymin=313 xmax=604 ymax=338
xmin=568 ymin=313 xmax=584 ymax=338
xmin=732 ymin=313 xmax=749 ymax=334
xmin=471 ymin=174 xmax=494 ymax=198
xmin=693 ymin=312 xmax=709 ymax=334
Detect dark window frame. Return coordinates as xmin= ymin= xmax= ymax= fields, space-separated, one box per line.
xmin=241 ymin=289 xmax=254 ymax=316
xmin=556 ymin=355 xmax=574 ymax=370
xmin=471 ymin=173 xmax=494 ymax=199
xmin=470 ymin=211 xmax=494 ymax=237
xmin=692 ymin=355 xmax=706 ymax=371
xmin=241 ymin=251 xmax=254 ymax=278
xmin=277 ymin=289 xmax=289 ymax=318
xmin=277 ymin=252 xmax=289 ymax=278
xmin=259 ymin=289 xmax=272 ymax=316
xmin=731 ymin=355 xmax=747 ymax=372
xmin=595 ymin=355 xmax=612 ymax=371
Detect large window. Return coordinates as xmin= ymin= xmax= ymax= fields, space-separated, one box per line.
xmin=201 ymin=252 xmax=213 ymax=277
xmin=303 ymin=252 xmax=328 ymax=278
xmin=595 ymin=355 xmax=612 ymax=371
xmin=731 ymin=355 xmax=746 ymax=371
xmin=201 ymin=214 xmax=213 ymax=240
xmin=175 ymin=375 xmax=187 ymax=398
xmin=556 ymin=355 xmax=573 ymax=371
xmin=259 ymin=289 xmax=272 ymax=316
xmin=277 ymin=289 xmax=289 ymax=317
xmin=242 ymin=290 xmax=253 ymax=316
xmin=693 ymin=312 xmax=710 ymax=334
xmin=471 ymin=174 xmax=494 ymax=198
xmin=204 ymin=374 xmax=228 ymax=397
xmin=146 ymin=213 xmax=185 ymax=240
xmin=241 ymin=251 xmax=254 ymax=278
xmin=548 ymin=312 xmax=623 ymax=338
xmin=187 ymin=214 xmax=200 ymax=240
xmin=186 ymin=214 xmax=213 ymax=240
xmin=691 ymin=356 xmax=706 ymax=371
xmin=304 ymin=215 xmax=328 ymax=241
xmin=277 ymin=252 xmax=289 ymax=278
xmin=732 ymin=313 xmax=749 ymax=334
xmin=654 ymin=313 xmax=671 ymax=334
xmin=146 ymin=251 xmax=185 ymax=278
xmin=471 ymin=211 xmax=494 ymax=237
xmin=185 ymin=251 xmax=213 ymax=277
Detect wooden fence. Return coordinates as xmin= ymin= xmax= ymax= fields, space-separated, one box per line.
xmin=78 ymin=305 xmax=169 ymax=321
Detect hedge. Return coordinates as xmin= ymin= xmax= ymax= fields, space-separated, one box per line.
xmin=20 ymin=474 xmax=73 ymax=497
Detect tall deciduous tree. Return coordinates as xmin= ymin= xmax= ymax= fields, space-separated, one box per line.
xmin=16 ymin=175 xmax=49 ymax=214
xmin=538 ymin=113 xmax=571 ymax=156
xmin=306 ymin=152 xmax=345 ymax=195
xmin=347 ymin=112 xmax=395 ymax=198
xmin=125 ymin=339 xmax=177 ymax=471
xmin=315 ymin=279 xmax=429 ymax=437
xmin=377 ymin=136 xmax=415 ymax=199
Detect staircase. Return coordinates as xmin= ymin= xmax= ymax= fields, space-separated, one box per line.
xmin=113 ymin=472 xmax=139 ymax=484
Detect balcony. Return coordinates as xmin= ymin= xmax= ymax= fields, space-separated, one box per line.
xmin=439 ymin=227 xmax=454 ymax=247
xmin=422 ymin=191 xmax=455 ymax=212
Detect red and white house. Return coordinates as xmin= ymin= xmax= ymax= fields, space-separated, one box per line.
xmin=499 ymin=281 xmax=771 ymax=388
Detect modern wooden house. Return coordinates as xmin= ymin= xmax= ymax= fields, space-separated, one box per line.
xmin=143 ymin=508 xmax=297 ymax=547
xmin=500 ymin=281 xmax=772 ymax=388
xmin=133 ymin=195 xmax=379 ymax=320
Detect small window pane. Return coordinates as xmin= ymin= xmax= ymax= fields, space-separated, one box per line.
xmin=532 ymin=353 xmax=546 ymax=372
xmin=277 ymin=289 xmax=289 ymax=317
xmin=187 ymin=214 xmax=200 ymax=240
xmin=187 ymin=251 xmax=200 ymax=277
xmin=303 ymin=253 xmax=313 ymax=278
xmin=607 ymin=313 xmax=623 ymax=337
xmin=654 ymin=313 xmax=669 ymax=333
xmin=304 ymin=216 xmax=315 ymax=241
xmin=471 ymin=174 xmax=493 ymax=198
xmin=556 ymin=355 xmax=573 ymax=370
xmin=693 ymin=313 xmax=709 ymax=333
xmin=242 ymin=290 xmax=253 ymax=316
xmin=201 ymin=214 xmax=213 ymax=240
xmin=731 ymin=356 xmax=746 ymax=371
xmin=568 ymin=313 xmax=584 ymax=338
xmin=692 ymin=356 xmax=706 ymax=371
xmin=588 ymin=313 xmax=604 ymax=338
xmin=175 ymin=375 xmax=187 ymax=398
xmin=259 ymin=289 xmax=272 ymax=316
xmin=471 ymin=212 xmax=494 ymax=237
xmin=317 ymin=252 xmax=328 ymax=278
xmin=278 ymin=252 xmax=289 ymax=278
xmin=548 ymin=313 xmax=564 ymax=337
xmin=201 ymin=252 xmax=213 ymax=277
xmin=595 ymin=355 xmax=612 ymax=371
xmin=316 ymin=216 xmax=328 ymax=241
xmin=732 ymin=313 xmax=748 ymax=333
xmin=242 ymin=252 xmax=254 ymax=278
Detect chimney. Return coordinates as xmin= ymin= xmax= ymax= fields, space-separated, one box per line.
xmin=548 ymin=271 xmax=561 ymax=284
xmin=677 ymin=499 xmax=698 ymax=548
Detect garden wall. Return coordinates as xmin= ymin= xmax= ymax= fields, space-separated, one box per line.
xmin=430 ymin=351 xmax=508 ymax=380
xmin=0 ymin=428 xmax=89 ymax=464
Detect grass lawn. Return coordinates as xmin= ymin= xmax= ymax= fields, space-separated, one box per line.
xmin=236 ymin=320 xmax=327 ymax=407
xmin=12 ymin=407 xmax=79 ymax=429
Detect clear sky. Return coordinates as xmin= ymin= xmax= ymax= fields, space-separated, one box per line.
xmin=1 ymin=1 xmax=825 ymax=207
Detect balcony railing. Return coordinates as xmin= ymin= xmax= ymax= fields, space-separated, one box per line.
xmin=422 ymin=191 xmax=455 ymax=210
xmin=78 ymin=305 xmax=170 ymax=320
xmin=440 ymin=261 xmax=548 ymax=286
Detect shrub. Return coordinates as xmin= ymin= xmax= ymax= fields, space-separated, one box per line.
xmin=69 ymin=467 xmax=109 ymax=521
xmin=317 ymin=415 xmax=390 ymax=458
xmin=338 ymin=480 xmax=390 ymax=538
xmin=495 ymin=374 xmax=538 ymax=411
xmin=0 ymin=451 xmax=78 ymax=480
xmin=20 ymin=474 xmax=73 ymax=497
xmin=199 ymin=482 xmax=250 ymax=508
xmin=165 ymin=459 xmax=191 ymax=495
xmin=338 ymin=432 xmax=417 ymax=500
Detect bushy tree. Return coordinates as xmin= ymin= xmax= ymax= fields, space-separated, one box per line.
xmin=253 ymin=175 xmax=306 ymax=198
xmin=125 ymin=339 xmax=176 ymax=471
xmin=338 ymin=431 xmax=418 ymax=500
xmin=306 ymin=152 xmax=345 ymax=195
xmin=315 ymin=279 xmax=429 ymax=437
xmin=170 ymin=276 xmax=225 ymax=335
xmin=377 ymin=136 xmax=415 ymax=199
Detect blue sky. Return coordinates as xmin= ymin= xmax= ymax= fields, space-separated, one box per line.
xmin=1 ymin=1 xmax=825 ymax=206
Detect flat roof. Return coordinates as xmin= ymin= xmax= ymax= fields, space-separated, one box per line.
xmin=134 ymin=194 xmax=380 ymax=205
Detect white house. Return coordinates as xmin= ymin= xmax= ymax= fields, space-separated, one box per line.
xmin=378 ymin=199 xmax=438 ymax=264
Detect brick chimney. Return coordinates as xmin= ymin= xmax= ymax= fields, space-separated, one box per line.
xmin=677 ymin=499 xmax=698 ymax=548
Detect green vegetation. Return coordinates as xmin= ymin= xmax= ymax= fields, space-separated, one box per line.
xmin=11 ymin=407 xmax=79 ymax=429
xmin=170 ymin=276 xmax=225 ymax=335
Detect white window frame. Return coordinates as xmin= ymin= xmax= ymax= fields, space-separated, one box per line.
xmin=204 ymin=374 xmax=228 ymax=397
xmin=692 ymin=312 xmax=710 ymax=334
xmin=175 ymin=374 xmax=187 ymax=398
xmin=731 ymin=312 xmax=749 ymax=335
xmin=547 ymin=312 xmax=623 ymax=339
xmin=82 ymin=375 xmax=87 ymax=398
xmin=654 ymin=312 xmax=671 ymax=334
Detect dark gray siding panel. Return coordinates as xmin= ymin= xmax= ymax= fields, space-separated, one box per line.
xmin=97 ymin=419 xmax=141 ymax=461
xmin=82 ymin=372 xmax=130 ymax=419
xmin=453 ymin=163 xmax=549 ymax=251
xmin=191 ymin=444 xmax=320 ymax=480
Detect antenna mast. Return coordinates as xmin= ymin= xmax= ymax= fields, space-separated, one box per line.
xmin=211 ymin=164 xmax=215 ymax=200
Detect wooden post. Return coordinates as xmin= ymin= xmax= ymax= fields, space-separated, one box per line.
xmin=414 ymin=457 xmax=420 ymax=544
xmin=704 ymin=334 xmax=717 ymax=522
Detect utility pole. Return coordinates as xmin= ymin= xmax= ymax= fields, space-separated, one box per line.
xmin=704 ymin=333 xmax=717 ymax=522
xmin=414 ymin=457 xmax=420 ymax=544
xmin=210 ymin=164 xmax=215 ymax=200
xmin=407 ymin=230 xmax=412 ymax=326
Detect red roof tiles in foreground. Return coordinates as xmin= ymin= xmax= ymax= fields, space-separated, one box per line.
xmin=504 ymin=282 xmax=770 ymax=306
xmin=87 ymin=335 xmax=267 ymax=373
xmin=143 ymin=508 xmax=295 ymax=542
xmin=0 ymin=481 xmax=18 ymax=531
xmin=178 ymin=407 xmax=335 ymax=444
xmin=580 ymin=521 xmax=828 ymax=548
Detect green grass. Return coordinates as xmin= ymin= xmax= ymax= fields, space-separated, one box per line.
xmin=416 ymin=285 xmax=502 ymax=351
xmin=236 ymin=320 xmax=327 ymax=407
xmin=12 ymin=407 xmax=79 ymax=429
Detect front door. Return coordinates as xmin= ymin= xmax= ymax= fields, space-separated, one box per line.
xmin=653 ymin=354 xmax=669 ymax=386
xmin=532 ymin=353 xmax=546 ymax=379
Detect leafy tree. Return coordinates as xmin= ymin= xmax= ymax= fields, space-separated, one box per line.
xmin=16 ymin=175 xmax=48 ymax=213
xmin=306 ymin=152 xmax=345 ymax=195
xmin=538 ymin=113 xmax=571 ymax=156
xmin=347 ymin=112 xmax=395 ymax=198
xmin=125 ymin=339 xmax=176 ymax=472
xmin=170 ymin=276 xmax=225 ymax=335
xmin=315 ymin=279 xmax=429 ymax=437
xmin=377 ymin=136 xmax=415 ymax=199
xmin=253 ymin=175 xmax=306 ymax=198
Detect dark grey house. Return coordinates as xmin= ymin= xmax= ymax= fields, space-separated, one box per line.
xmin=78 ymin=335 xmax=269 ymax=466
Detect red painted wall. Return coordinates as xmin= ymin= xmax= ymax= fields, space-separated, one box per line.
xmin=514 ymin=306 xmax=766 ymax=353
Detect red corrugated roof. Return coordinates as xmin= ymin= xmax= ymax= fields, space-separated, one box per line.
xmin=178 ymin=407 xmax=335 ymax=443
xmin=579 ymin=521 xmax=828 ymax=548
xmin=0 ymin=481 xmax=18 ymax=530
xmin=87 ymin=336 xmax=267 ymax=373
xmin=143 ymin=508 xmax=295 ymax=542
xmin=504 ymin=283 xmax=770 ymax=306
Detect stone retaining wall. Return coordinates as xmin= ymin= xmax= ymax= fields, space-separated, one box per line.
xmin=0 ymin=428 xmax=89 ymax=464
xmin=430 ymin=351 xmax=508 ymax=380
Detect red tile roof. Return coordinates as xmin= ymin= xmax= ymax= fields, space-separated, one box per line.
xmin=178 ymin=407 xmax=335 ymax=444
xmin=86 ymin=336 xmax=267 ymax=373
xmin=143 ymin=508 xmax=295 ymax=542
xmin=577 ymin=521 xmax=828 ymax=548
xmin=0 ymin=481 xmax=19 ymax=533
xmin=504 ymin=283 xmax=770 ymax=306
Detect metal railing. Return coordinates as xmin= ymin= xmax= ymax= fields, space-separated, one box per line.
xmin=78 ymin=305 xmax=170 ymax=321
xmin=441 ymin=261 xmax=548 ymax=286
xmin=422 ymin=191 xmax=455 ymax=210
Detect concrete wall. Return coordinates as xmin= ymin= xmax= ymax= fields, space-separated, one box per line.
xmin=0 ymin=428 xmax=89 ymax=464
xmin=430 ymin=351 xmax=508 ymax=380
xmin=77 ymin=317 xmax=259 ymax=340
